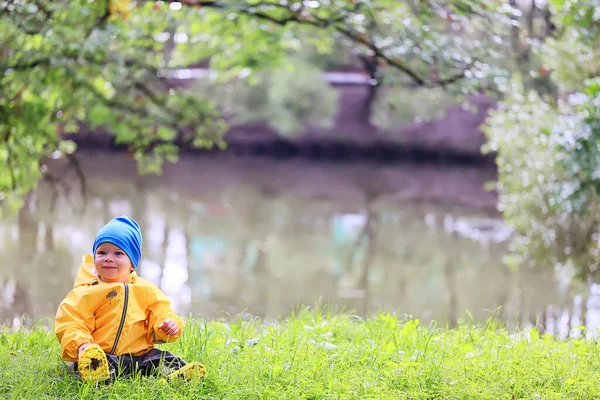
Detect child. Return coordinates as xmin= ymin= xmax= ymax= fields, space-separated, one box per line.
xmin=55 ymin=215 xmax=206 ymax=383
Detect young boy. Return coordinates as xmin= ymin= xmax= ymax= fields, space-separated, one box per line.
xmin=55 ymin=215 xmax=206 ymax=383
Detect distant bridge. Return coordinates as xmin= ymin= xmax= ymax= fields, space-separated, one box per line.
xmin=166 ymin=68 xmax=374 ymax=85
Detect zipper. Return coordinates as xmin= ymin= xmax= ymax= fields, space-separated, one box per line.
xmin=109 ymin=283 xmax=129 ymax=354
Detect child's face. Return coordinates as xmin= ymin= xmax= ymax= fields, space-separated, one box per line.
xmin=94 ymin=242 xmax=134 ymax=283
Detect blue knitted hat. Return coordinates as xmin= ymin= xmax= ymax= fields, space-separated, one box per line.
xmin=92 ymin=216 xmax=142 ymax=269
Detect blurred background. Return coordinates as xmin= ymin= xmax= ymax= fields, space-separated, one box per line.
xmin=2 ymin=0 xmax=600 ymax=336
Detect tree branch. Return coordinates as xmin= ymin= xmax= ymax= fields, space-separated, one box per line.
xmin=3 ymin=53 xmax=161 ymax=80
xmin=4 ymin=58 xmax=52 ymax=71
xmin=5 ymin=1 xmax=469 ymax=89
xmin=66 ymin=153 xmax=88 ymax=212
xmin=83 ymin=0 xmax=111 ymax=41
xmin=41 ymin=171 xmax=60 ymax=212
xmin=5 ymin=132 xmax=16 ymax=191
xmin=337 ymin=28 xmax=426 ymax=85
xmin=1 ymin=0 xmax=54 ymax=36
xmin=166 ymin=0 xmax=464 ymax=87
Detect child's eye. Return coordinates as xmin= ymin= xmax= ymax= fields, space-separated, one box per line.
xmin=97 ymin=251 xmax=106 ymax=255
xmin=115 ymin=251 xmax=123 ymax=256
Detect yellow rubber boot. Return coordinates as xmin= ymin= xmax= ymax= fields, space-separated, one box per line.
xmin=78 ymin=345 xmax=110 ymax=383
xmin=166 ymin=362 xmax=206 ymax=381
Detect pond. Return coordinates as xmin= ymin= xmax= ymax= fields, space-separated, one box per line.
xmin=0 ymin=151 xmax=595 ymax=336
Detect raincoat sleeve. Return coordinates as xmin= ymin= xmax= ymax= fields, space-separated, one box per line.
xmin=147 ymin=287 xmax=185 ymax=344
xmin=55 ymin=289 xmax=95 ymax=362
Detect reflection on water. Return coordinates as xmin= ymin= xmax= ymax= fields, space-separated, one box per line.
xmin=0 ymin=151 xmax=596 ymax=336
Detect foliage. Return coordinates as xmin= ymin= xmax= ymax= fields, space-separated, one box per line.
xmin=550 ymin=0 xmax=600 ymax=43
xmin=484 ymin=0 xmax=600 ymax=279
xmin=2 ymin=310 xmax=600 ymax=399
xmin=0 ymin=0 xmax=517 ymax=212
xmin=541 ymin=31 xmax=600 ymax=91
xmin=1 ymin=0 xmax=227 ymax=211
xmin=253 ymin=63 xmax=339 ymax=137
xmin=483 ymin=86 xmax=569 ymax=270
xmin=6 ymin=0 xmax=600 ymax=282
xmin=195 ymin=60 xmax=339 ymax=138
xmin=371 ymin=86 xmax=459 ymax=128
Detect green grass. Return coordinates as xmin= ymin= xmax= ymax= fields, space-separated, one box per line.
xmin=1 ymin=308 xmax=599 ymax=399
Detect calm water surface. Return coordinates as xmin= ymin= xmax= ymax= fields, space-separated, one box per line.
xmin=0 ymin=151 xmax=595 ymax=336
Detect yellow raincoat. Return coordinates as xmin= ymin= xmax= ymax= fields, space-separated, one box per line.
xmin=55 ymin=255 xmax=184 ymax=362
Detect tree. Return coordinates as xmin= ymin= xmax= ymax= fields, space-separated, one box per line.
xmin=2 ymin=0 xmax=528 ymax=212
xmin=193 ymin=56 xmax=340 ymax=138
xmin=484 ymin=0 xmax=600 ymax=281
xmin=1 ymin=0 xmax=225 ymax=211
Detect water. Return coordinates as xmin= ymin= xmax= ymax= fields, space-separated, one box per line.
xmin=0 ymin=151 xmax=595 ymax=336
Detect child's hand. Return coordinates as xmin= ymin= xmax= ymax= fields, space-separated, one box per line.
xmin=157 ymin=318 xmax=179 ymax=336
xmin=77 ymin=343 xmax=93 ymax=358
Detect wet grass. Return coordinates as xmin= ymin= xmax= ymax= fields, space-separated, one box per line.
xmin=1 ymin=308 xmax=599 ymax=399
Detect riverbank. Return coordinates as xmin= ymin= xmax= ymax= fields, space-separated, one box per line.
xmin=1 ymin=309 xmax=596 ymax=399
xmin=70 ymin=93 xmax=495 ymax=165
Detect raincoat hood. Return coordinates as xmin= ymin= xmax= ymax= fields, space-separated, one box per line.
xmin=73 ymin=254 xmax=138 ymax=288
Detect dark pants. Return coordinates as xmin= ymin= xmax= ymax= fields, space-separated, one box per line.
xmin=72 ymin=349 xmax=187 ymax=380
